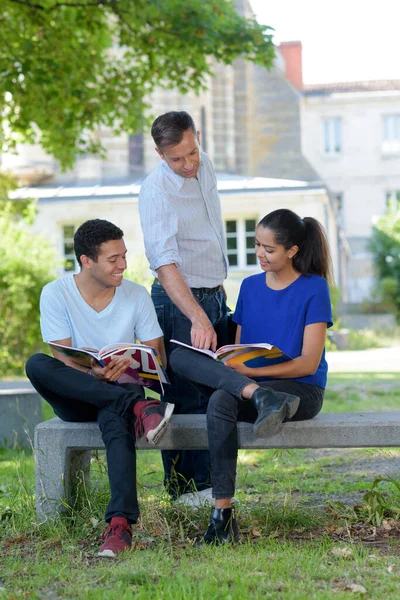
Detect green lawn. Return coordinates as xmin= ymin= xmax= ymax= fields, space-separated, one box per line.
xmin=1 ymin=373 xmax=400 ymax=599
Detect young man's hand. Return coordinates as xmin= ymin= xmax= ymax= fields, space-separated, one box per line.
xmin=90 ymin=356 xmax=131 ymax=382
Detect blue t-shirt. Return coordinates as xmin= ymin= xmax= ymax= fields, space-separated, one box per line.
xmin=233 ymin=273 xmax=333 ymax=388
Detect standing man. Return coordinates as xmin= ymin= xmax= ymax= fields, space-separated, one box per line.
xmin=138 ymin=111 xmax=229 ymax=503
xmin=26 ymin=219 xmax=174 ymax=557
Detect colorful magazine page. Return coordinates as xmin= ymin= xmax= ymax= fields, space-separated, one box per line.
xmin=170 ymin=339 xmax=292 ymax=369
xmin=217 ymin=346 xmax=291 ymax=368
xmin=47 ymin=342 xmax=169 ymax=394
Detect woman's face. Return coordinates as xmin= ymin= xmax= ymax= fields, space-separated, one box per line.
xmin=254 ymin=226 xmax=298 ymax=273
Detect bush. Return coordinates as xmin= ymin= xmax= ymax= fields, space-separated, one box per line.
xmin=370 ymin=210 xmax=400 ymax=319
xmin=0 ymin=214 xmax=57 ymax=376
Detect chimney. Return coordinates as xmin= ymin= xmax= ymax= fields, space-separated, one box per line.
xmin=278 ymin=41 xmax=303 ymax=90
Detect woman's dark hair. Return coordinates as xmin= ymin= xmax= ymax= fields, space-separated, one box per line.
xmin=74 ymin=219 xmax=124 ymax=267
xmin=258 ymin=208 xmax=333 ymax=282
xmin=151 ymin=111 xmax=196 ymax=150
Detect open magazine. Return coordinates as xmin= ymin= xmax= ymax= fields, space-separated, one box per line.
xmin=170 ymin=339 xmax=292 ymax=369
xmin=48 ymin=342 xmax=169 ymax=395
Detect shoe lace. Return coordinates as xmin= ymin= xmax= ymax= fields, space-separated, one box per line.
xmin=102 ymin=521 xmax=132 ymax=540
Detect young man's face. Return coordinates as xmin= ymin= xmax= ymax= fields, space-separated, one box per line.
xmin=86 ymin=239 xmax=127 ymax=288
xmin=156 ymin=129 xmax=201 ymax=178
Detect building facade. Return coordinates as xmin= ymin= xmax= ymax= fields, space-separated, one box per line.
xmin=301 ymin=80 xmax=400 ymax=303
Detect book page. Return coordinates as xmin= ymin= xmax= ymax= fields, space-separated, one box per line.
xmin=47 ymin=342 xmax=99 ymax=365
xmin=217 ymin=346 xmax=291 ymax=367
xmin=101 ymin=346 xmax=169 ymax=394
xmin=215 ymin=342 xmax=273 ymax=357
xmin=98 ymin=342 xmax=141 ymax=358
xmin=170 ymin=339 xmax=217 ymax=359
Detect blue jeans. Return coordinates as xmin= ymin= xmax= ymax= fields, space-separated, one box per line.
xmin=26 ymin=353 xmax=145 ymax=523
xmin=170 ymin=347 xmax=324 ymax=498
xmin=151 ymin=282 xmax=229 ymax=497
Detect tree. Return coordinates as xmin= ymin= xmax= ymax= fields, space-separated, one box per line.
xmin=0 ymin=0 xmax=275 ymax=169
xmin=370 ymin=209 xmax=400 ymax=319
xmin=0 ymin=172 xmax=57 ymax=374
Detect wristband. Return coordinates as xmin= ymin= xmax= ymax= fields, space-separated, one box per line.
xmin=87 ymin=368 xmax=93 ymax=376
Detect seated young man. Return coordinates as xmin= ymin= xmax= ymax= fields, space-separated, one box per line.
xmin=26 ymin=219 xmax=174 ymax=558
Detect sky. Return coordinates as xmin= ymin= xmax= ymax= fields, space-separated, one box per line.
xmin=250 ymin=0 xmax=400 ymax=84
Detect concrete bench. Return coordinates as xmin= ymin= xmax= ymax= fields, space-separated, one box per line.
xmin=34 ymin=412 xmax=400 ymax=519
xmin=0 ymin=387 xmax=42 ymax=449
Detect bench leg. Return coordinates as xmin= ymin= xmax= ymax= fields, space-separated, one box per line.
xmin=35 ymin=428 xmax=92 ymax=519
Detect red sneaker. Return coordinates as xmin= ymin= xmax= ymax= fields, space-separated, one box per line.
xmin=133 ymin=399 xmax=174 ymax=444
xmin=98 ymin=516 xmax=132 ymax=558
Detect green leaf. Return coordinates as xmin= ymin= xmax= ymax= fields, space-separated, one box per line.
xmin=0 ymin=0 xmax=275 ymax=169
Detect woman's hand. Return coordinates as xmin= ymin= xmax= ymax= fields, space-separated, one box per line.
xmin=225 ymin=359 xmax=254 ymax=377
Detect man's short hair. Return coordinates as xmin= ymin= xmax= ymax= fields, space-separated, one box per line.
xmin=74 ymin=219 xmax=124 ymax=267
xmin=151 ymin=111 xmax=196 ymax=151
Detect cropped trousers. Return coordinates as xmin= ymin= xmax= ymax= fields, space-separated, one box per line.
xmin=170 ymin=347 xmax=324 ymax=499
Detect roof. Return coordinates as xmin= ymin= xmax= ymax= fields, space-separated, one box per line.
xmin=303 ymin=80 xmax=400 ymax=96
xmin=10 ymin=173 xmax=326 ymax=202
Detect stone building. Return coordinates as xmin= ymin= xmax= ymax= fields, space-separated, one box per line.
xmin=302 ymin=79 xmax=400 ymax=303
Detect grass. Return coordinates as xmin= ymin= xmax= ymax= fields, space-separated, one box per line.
xmin=1 ymin=373 xmax=400 ymax=599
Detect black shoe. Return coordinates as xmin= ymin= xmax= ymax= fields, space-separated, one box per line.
xmin=251 ymin=388 xmax=300 ymax=438
xmin=198 ymin=508 xmax=240 ymax=546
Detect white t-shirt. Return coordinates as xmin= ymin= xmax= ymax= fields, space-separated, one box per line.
xmin=40 ymin=275 xmax=163 ymax=350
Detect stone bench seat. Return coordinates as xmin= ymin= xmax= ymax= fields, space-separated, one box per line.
xmin=0 ymin=388 xmax=42 ymax=449
xmin=34 ymin=412 xmax=400 ymax=518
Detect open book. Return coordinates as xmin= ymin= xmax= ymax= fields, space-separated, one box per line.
xmin=170 ymin=339 xmax=292 ymax=369
xmin=48 ymin=342 xmax=169 ymax=395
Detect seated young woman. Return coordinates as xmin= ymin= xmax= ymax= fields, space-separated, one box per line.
xmin=170 ymin=208 xmax=333 ymax=545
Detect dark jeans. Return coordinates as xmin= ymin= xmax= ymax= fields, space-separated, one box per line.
xmin=170 ymin=347 xmax=324 ymax=499
xmin=151 ymin=282 xmax=229 ymax=497
xmin=26 ymin=353 xmax=145 ymax=523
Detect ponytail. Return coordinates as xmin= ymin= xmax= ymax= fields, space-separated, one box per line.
xmin=293 ymin=217 xmax=333 ymax=283
xmin=258 ymin=209 xmax=333 ymax=283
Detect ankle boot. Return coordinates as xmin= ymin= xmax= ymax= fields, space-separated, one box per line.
xmin=199 ymin=508 xmax=240 ymax=546
xmin=251 ymin=388 xmax=300 ymax=438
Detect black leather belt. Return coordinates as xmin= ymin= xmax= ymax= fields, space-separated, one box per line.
xmin=153 ymin=278 xmax=222 ymax=294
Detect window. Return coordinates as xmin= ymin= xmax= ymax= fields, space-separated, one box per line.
xmin=128 ymin=132 xmax=144 ymax=171
xmin=382 ymin=115 xmax=400 ymax=153
xmin=63 ymin=225 xmax=78 ymax=272
xmin=323 ymin=118 xmax=342 ymax=155
xmin=225 ymin=218 xmax=257 ymax=268
xmin=386 ymin=190 xmax=400 ymax=212
xmin=333 ymin=192 xmax=344 ymax=227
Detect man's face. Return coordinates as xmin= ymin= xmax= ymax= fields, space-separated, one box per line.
xmin=86 ymin=239 xmax=127 ymax=288
xmin=156 ymin=129 xmax=201 ymax=178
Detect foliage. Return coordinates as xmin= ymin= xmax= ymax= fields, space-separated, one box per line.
xmin=357 ymin=475 xmax=400 ymax=526
xmin=0 ymin=0 xmax=275 ymax=169
xmin=329 ymin=284 xmax=341 ymax=324
xmin=0 ymin=173 xmax=56 ymax=375
xmin=370 ymin=210 xmax=400 ymax=319
xmin=345 ymin=328 xmax=384 ymax=351
xmin=0 ymin=170 xmax=36 ymax=222
xmin=125 ymin=256 xmax=153 ymax=291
